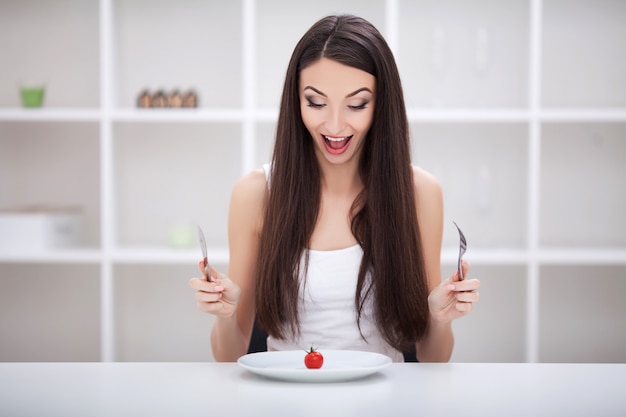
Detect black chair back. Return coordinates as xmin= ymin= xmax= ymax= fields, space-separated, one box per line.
xmin=246 ymin=318 xmax=418 ymax=362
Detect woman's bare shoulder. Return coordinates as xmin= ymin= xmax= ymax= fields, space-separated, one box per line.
xmin=231 ymin=168 xmax=268 ymax=210
xmin=411 ymin=165 xmax=444 ymax=223
xmin=411 ymin=165 xmax=442 ymax=196
xmin=234 ymin=168 xmax=267 ymax=193
xmin=230 ymin=168 xmax=266 ymax=233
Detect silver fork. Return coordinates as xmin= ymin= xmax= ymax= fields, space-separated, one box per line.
xmin=453 ymin=221 xmax=467 ymax=280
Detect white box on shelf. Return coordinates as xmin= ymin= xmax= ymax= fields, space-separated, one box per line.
xmin=0 ymin=206 xmax=82 ymax=251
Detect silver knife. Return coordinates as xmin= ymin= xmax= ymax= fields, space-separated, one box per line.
xmin=197 ymin=225 xmax=216 ymax=282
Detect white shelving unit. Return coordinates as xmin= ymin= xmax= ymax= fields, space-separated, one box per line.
xmin=1 ymin=0 xmax=625 ymax=363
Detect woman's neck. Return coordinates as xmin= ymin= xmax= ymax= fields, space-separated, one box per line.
xmin=318 ymin=160 xmax=363 ymax=196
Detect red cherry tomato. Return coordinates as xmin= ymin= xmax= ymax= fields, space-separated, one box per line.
xmin=304 ymin=347 xmax=324 ymax=369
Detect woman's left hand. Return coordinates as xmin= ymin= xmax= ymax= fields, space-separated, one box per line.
xmin=428 ymin=259 xmax=480 ymax=324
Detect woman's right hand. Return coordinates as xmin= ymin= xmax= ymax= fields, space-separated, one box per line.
xmin=189 ymin=261 xmax=241 ymax=318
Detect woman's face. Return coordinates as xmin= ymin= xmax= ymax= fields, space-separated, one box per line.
xmin=299 ymin=58 xmax=375 ymax=166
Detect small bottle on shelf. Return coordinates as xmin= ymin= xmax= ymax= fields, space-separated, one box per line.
xmin=168 ymin=90 xmax=184 ymax=108
xmin=152 ymin=90 xmax=168 ymax=108
xmin=137 ymin=89 xmax=152 ymax=108
xmin=182 ymin=90 xmax=198 ymax=108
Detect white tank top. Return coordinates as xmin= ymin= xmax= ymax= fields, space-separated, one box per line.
xmin=262 ymin=164 xmax=403 ymax=362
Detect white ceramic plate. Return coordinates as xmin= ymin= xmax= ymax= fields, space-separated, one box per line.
xmin=237 ymin=350 xmax=392 ymax=382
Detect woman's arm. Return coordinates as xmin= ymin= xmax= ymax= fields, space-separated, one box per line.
xmin=411 ymin=167 xmax=453 ymax=362
xmin=210 ymin=169 xmax=267 ymax=361
xmin=412 ymin=167 xmax=480 ymax=362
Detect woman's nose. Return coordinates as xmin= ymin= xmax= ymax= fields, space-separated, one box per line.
xmin=325 ymin=108 xmax=345 ymax=134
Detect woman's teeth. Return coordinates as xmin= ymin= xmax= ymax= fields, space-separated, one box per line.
xmin=323 ymin=135 xmax=352 ymax=150
xmin=324 ymin=135 xmax=346 ymax=142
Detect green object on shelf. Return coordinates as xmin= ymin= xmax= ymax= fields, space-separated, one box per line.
xmin=169 ymin=225 xmax=195 ymax=248
xmin=20 ymin=86 xmax=45 ymax=108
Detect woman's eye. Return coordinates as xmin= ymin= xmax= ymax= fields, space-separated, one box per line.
xmin=348 ymin=101 xmax=369 ymax=110
xmin=305 ymin=97 xmax=325 ymax=108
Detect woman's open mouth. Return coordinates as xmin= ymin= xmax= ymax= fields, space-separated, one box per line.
xmin=322 ymin=134 xmax=353 ymax=155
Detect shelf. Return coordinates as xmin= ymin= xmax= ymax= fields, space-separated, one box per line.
xmin=0 ymin=248 xmax=102 ymax=264
xmin=110 ymin=108 xmax=245 ymax=123
xmin=442 ymin=247 xmax=626 ymax=266
xmin=3 ymin=247 xmax=622 ymax=267
xmin=254 ymin=108 xmax=280 ymax=122
xmin=0 ymin=108 xmax=101 ymax=122
xmin=537 ymin=248 xmax=626 ymax=265
xmin=441 ymin=248 xmax=528 ymax=265
xmin=406 ymin=108 xmax=530 ymax=123
xmin=540 ymin=108 xmax=626 ymax=122
xmin=111 ymin=246 xmax=229 ymax=265
xmin=2 ymin=107 xmax=625 ymax=124
xmin=0 ymin=246 xmax=230 ymax=265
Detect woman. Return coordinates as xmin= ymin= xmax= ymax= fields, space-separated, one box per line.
xmin=189 ymin=14 xmax=480 ymax=362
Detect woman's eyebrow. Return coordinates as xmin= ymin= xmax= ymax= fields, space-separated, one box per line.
xmin=303 ymin=86 xmax=326 ymax=97
xmin=345 ymin=87 xmax=372 ymax=98
xmin=303 ymin=86 xmax=373 ymax=98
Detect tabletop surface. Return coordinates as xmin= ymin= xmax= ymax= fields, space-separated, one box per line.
xmin=1 ymin=362 xmax=625 ymax=417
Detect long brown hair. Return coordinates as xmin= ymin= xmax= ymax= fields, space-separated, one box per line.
xmin=256 ymin=14 xmax=430 ymax=352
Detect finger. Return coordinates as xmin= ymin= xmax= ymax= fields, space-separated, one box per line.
xmin=456 ymin=291 xmax=480 ymax=303
xmin=455 ymin=302 xmax=473 ymax=314
xmin=189 ymin=277 xmax=207 ymax=290
xmin=457 ymin=258 xmax=470 ymax=281
xmin=451 ymin=268 xmax=461 ymax=283
xmin=438 ymin=275 xmax=454 ymax=292
xmin=453 ymin=278 xmax=481 ymax=292
xmin=208 ymin=265 xmax=224 ymax=283
xmin=197 ymin=300 xmax=225 ymax=314
xmin=189 ymin=277 xmax=224 ymax=292
xmin=197 ymin=260 xmax=209 ymax=278
xmin=196 ymin=290 xmax=223 ymax=303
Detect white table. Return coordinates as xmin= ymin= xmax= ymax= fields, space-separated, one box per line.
xmin=1 ymin=362 xmax=624 ymax=416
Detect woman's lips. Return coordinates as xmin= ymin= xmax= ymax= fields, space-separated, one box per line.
xmin=322 ymin=134 xmax=353 ymax=155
